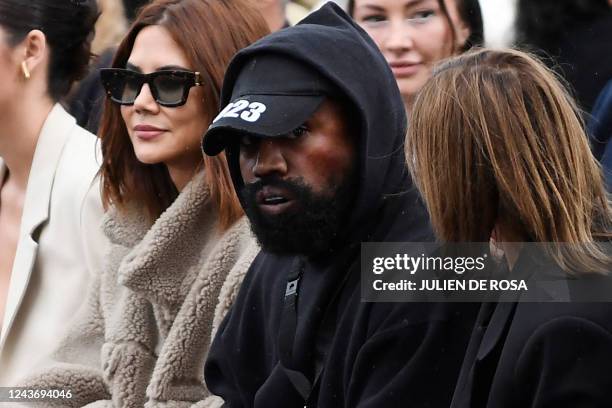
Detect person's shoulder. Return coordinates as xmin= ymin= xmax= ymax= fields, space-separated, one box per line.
xmin=527 ymin=312 xmax=612 ymax=341
xmin=504 ymin=302 xmax=612 ymax=372
xmin=590 ymin=79 xmax=612 ymax=135
xmin=214 ymin=217 xmax=260 ymax=260
xmin=52 ymin=113 xmax=102 ymax=211
xmin=65 ymin=121 xmax=100 ymax=159
xmin=42 ymin=104 xmax=100 ymax=167
xmin=60 ymin=110 xmax=102 ymax=176
xmin=516 ymin=301 xmax=612 ymax=332
xmin=222 ymin=249 xmax=292 ymax=306
xmin=224 ymin=216 xmax=256 ymax=243
xmin=485 ymin=307 xmax=612 ymax=407
xmin=593 ymin=80 xmax=612 ymax=115
xmin=513 ymin=311 xmax=612 ymax=382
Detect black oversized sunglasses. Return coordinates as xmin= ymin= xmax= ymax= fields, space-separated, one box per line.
xmin=100 ymin=68 xmax=203 ymax=107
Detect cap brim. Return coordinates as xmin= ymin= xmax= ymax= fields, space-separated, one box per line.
xmin=203 ymin=94 xmax=325 ymax=156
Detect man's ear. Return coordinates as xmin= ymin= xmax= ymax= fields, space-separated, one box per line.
xmin=20 ymin=29 xmax=47 ymax=78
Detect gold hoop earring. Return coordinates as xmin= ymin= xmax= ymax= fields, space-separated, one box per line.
xmin=21 ymin=61 xmax=30 ymax=79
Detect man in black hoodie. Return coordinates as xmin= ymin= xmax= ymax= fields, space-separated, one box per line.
xmin=202 ymin=3 xmax=478 ymax=407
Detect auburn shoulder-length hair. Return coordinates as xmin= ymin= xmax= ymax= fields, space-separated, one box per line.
xmin=406 ymin=48 xmax=612 ymax=273
xmin=99 ymin=0 xmax=269 ymax=230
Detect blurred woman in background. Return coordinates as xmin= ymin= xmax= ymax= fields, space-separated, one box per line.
xmin=348 ymin=0 xmax=484 ymax=111
xmin=407 ymin=47 xmax=612 ymax=407
xmin=0 ymin=0 xmax=105 ymax=386
xmin=21 ymin=0 xmax=268 ymax=405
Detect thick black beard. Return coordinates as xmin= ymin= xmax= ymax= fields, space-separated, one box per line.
xmin=240 ymin=175 xmax=355 ymax=258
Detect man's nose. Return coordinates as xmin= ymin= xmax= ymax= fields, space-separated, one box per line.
xmin=252 ymin=139 xmax=288 ymax=178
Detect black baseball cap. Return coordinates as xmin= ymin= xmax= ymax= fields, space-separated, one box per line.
xmin=203 ymin=53 xmax=337 ymax=156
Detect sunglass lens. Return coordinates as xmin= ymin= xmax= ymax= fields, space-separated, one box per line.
xmin=153 ymin=73 xmax=187 ymax=105
xmin=120 ymin=76 xmax=142 ymax=104
xmin=103 ymin=72 xmax=139 ymax=104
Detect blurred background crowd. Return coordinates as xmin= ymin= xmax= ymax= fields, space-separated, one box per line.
xmin=84 ymin=0 xmax=612 ymax=112
xmin=72 ymin=0 xmax=610 ymax=181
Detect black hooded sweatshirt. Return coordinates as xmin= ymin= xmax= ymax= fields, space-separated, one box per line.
xmin=205 ymin=4 xmax=479 ymax=407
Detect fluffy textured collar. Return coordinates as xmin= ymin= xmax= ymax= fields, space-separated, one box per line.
xmin=102 ymin=170 xmax=219 ymax=308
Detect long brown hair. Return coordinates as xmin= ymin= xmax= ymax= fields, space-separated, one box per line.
xmin=406 ymin=48 xmax=612 ymax=273
xmin=99 ymin=0 xmax=269 ymax=229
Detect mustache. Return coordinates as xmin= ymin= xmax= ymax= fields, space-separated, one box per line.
xmin=240 ymin=177 xmax=310 ymax=199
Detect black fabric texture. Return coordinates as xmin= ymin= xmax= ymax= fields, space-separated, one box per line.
xmin=451 ymin=250 xmax=612 ymax=408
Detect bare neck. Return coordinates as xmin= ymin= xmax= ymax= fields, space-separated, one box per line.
xmin=0 ymin=96 xmax=54 ymax=188
xmin=403 ymin=95 xmax=415 ymax=115
xmin=166 ymin=157 xmax=202 ymax=193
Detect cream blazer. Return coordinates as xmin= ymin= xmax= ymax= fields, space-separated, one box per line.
xmin=0 ymin=104 xmax=107 ymax=386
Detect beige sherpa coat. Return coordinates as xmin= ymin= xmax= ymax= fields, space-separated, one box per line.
xmin=21 ymin=171 xmax=259 ymax=407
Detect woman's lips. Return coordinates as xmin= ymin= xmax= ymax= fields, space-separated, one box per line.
xmin=133 ymin=125 xmax=167 ymax=140
xmin=389 ymin=62 xmax=423 ymax=78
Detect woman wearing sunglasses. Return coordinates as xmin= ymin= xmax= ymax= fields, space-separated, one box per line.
xmin=406 ymin=48 xmax=612 ymax=407
xmin=20 ymin=0 xmax=268 ymax=405
xmin=0 ymin=0 xmax=106 ymax=386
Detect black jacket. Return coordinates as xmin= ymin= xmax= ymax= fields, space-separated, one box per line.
xmin=205 ymin=4 xmax=479 ymax=407
xmin=451 ymin=251 xmax=612 ymax=408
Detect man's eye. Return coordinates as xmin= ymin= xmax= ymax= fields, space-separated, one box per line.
xmin=287 ymin=125 xmax=309 ymax=139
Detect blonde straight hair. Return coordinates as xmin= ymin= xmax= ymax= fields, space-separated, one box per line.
xmin=406 ymin=48 xmax=612 ymax=273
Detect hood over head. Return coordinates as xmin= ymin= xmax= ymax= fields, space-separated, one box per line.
xmin=202 ymin=2 xmax=430 ymax=243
